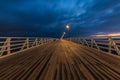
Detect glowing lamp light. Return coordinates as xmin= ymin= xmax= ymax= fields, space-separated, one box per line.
xmin=66 ymin=25 xmax=70 ymax=29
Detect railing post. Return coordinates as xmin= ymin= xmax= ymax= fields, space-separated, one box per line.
xmin=7 ymin=38 xmax=11 ymax=55
xmin=81 ymin=38 xmax=84 ymax=45
xmin=44 ymin=38 xmax=46 ymax=43
xmin=46 ymin=38 xmax=47 ymax=43
xmin=46 ymin=38 xmax=48 ymax=43
xmin=47 ymin=38 xmax=49 ymax=43
xmin=84 ymin=39 xmax=89 ymax=47
xmin=110 ymin=37 xmax=120 ymax=55
xmin=93 ymin=39 xmax=100 ymax=51
xmin=78 ymin=38 xmax=81 ymax=44
xmin=76 ymin=38 xmax=78 ymax=43
xmin=41 ymin=38 xmax=43 ymax=44
xmin=91 ymin=37 xmax=94 ymax=48
xmin=26 ymin=38 xmax=29 ymax=49
xmin=48 ymin=38 xmax=51 ymax=43
xmin=69 ymin=37 xmax=71 ymax=41
xmin=37 ymin=38 xmax=40 ymax=45
xmin=77 ymin=38 xmax=79 ymax=44
xmin=79 ymin=38 xmax=83 ymax=45
xmin=108 ymin=37 xmax=112 ymax=53
xmin=35 ymin=38 xmax=38 ymax=46
xmin=42 ymin=38 xmax=44 ymax=44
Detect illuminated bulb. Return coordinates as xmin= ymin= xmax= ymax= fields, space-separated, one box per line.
xmin=66 ymin=25 xmax=70 ymax=29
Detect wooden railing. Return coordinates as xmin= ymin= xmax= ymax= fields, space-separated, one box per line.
xmin=67 ymin=36 xmax=120 ymax=55
xmin=0 ymin=37 xmax=56 ymax=56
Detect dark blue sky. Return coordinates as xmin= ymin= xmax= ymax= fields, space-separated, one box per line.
xmin=0 ymin=0 xmax=120 ymax=37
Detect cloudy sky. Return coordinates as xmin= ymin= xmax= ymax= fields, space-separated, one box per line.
xmin=0 ymin=0 xmax=120 ymax=37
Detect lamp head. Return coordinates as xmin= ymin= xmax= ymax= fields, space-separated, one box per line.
xmin=66 ymin=24 xmax=70 ymax=29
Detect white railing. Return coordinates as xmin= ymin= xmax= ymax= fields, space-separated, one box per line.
xmin=0 ymin=37 xmax=56 ymax=56
xmin=67 ymin=36 xmax=120 ymax=55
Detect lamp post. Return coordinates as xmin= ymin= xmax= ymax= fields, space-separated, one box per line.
xmin=60 ymin=32 xmax=66 ymax=40
xmin=66 ymin=24 xmax=70 ymax=37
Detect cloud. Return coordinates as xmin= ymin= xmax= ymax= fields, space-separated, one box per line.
xmin=0 ymin=0 xmax=120 ymax=37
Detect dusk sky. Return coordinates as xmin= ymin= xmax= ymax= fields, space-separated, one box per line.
xmin=0 ymin=0 xmax=120 ymax=37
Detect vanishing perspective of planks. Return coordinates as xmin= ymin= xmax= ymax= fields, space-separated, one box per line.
xmin=0 ymin=40 xmax=120 ymax=80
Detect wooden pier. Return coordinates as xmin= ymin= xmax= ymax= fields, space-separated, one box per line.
xmin=0 ymin=40 xmax=120 ymax=80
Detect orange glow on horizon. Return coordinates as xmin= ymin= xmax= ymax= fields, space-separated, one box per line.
xmin=92 ymin=33 xmax=120 ymax=37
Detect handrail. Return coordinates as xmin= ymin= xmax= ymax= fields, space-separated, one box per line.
xmin=0 ymin=37 xmax=57 ymax=56
xmin=67 ymin=36 xmax=120 ymax=56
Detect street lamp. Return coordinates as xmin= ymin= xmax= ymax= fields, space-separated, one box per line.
xmin=66 ymin=24 xmax=70 ymax=37
xmin=60 ymin=32 xmax=66 ymax=39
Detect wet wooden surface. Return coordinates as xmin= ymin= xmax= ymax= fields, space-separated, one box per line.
xmin=0 ymin=40 xmax=120 ymax=80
